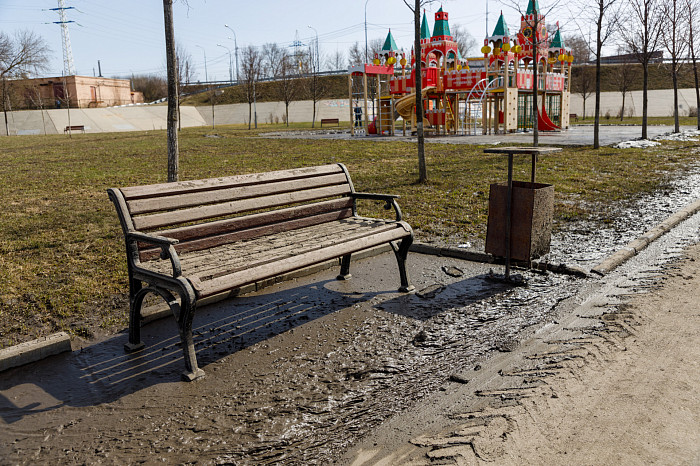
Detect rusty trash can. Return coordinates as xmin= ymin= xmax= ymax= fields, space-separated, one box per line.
xmin=483 ymin=146 xmax=561 ymax=280
xmin=485 ymin=180 xmax=554 ymax=261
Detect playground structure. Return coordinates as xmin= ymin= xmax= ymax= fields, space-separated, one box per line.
xmin=348 ymin=1 xmax=574 ymax=137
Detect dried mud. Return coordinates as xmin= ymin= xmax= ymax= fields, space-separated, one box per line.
xmin=1 ymin=168 xmax=700 ymax=464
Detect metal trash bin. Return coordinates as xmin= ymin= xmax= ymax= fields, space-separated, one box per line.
xmin=485 ymin=180 xmax=554 ymax=262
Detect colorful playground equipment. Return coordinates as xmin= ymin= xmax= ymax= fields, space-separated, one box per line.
xmin=347 ymin=1 xmax=574 ymax=136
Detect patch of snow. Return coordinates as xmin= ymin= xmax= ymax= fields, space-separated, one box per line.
xmin=614 ymin=139 xmax=660 ymax=149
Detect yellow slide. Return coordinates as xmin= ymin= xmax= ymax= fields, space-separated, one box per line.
xmin=394 ymin=86 xmax=436 ymax=119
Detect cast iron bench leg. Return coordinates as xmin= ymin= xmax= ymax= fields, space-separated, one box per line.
xmin=393 ymin=234 xmax=415 ymax=292
xmin=124 ymin=278 xmax=146 ymax=352
xmin=337 ymin=254 xmax=352 ymax=280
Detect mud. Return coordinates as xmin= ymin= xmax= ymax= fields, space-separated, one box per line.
xmin=2 ymin=166 xmax=700 ymax=464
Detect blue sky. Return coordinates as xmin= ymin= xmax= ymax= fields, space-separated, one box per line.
xmin=0 ymin=1 xmax=571 ymax=81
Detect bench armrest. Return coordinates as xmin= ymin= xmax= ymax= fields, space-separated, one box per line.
xmin=350 ymin=192 xmax=403 ymax=221
xmin=127 ymin=231 xmax=182 ymax=278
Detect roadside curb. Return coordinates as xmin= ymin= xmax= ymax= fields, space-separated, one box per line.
xmin=591 ymin=197 xmax=700 ymax=276
xmin=0 ymin=332 xmax=72 ymax=373
xmin=410 ymin=243 xmax=589 ymax=278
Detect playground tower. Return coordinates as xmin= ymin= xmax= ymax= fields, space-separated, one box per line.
xmin=348 ymin=3 xmax=574 ymax=136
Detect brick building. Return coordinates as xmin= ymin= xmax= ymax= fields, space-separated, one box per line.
xmin=11 ymin=75 xmax=144 ymax=109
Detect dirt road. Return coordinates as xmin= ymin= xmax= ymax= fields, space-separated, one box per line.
xmin=495 ymin=244 xmax=700 ymax=465
xmin=344 ymin=243 xmax=700 ymax=465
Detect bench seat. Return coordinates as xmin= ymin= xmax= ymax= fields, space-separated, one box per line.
xmin=141 ymin=217 xmax=411 ymax=298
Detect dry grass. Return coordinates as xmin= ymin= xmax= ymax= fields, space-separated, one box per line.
xmin=0 ymin=126 xmax=697 ymax=346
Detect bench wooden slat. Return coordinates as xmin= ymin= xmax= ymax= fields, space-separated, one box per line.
xmin=127 ymin=173 xmax=349 ymax=215
xmin=159 ymin=218 xmax=396 ymax=276
xmin=120 ymin=164 xmax=346 ymax=200
xmin=139 ymin=206 xmax=354 ymax=261
xmin=190 ymin=226 xmax=409 ymax=297
xmin=145 ymin=197 xmax=353 ymax=245
xmin=132 ymin=184 xmax=352 ymax=231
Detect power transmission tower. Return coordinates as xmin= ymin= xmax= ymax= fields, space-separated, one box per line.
xmin=289 ymin=30 xmax=306 ymax=74
xmin=50 ymin=0 xmax=76 ymax=76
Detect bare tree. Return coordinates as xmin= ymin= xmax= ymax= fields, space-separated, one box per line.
xmin=369 ymin=38 xmax=384 ymax=58
xmin=564 ymin=34 xmax=592 ymax=62
xmin=622 ymin=0 xmax=664 ymax=139
xmin=402 ymin=0 xmax=438 ymax=183
xmin=303 ymin=46 xmax=327 ymax=128
xmin=574 ymin=65 xmax=595 ymax=118
xmin=348 ymin=41 xmax=364 ymax=67
xmin=241 ymin=45 xmax=262 ymax=129
xmin=686 ymin=0 xmax=700 ymax=129
xmin=326 ymin=49 xmax=346 ymax=71
xmin=274 ymin=49 xmax=301 ymax=126
xmin=573 ymin=0 xmax=622 ymax=148
xmin=132 ymin=74 xmax=167 ymax=101
xmin=615 ymin=52 xmax=635 ymax=120
xmin=0 ymin=30 xmax=50 ymax=136
xmin=262 ymin=42 xmax=285 ymax=78
xmin=451 ymin=24 xmax=479 ymax=56
xmin=176 ymin=42 xmax=195 ymax=87
xmin=175 ymin=42 xmax=195 ymax=132
xmin=163 ymin=0 xmax=179 ymax=181
xmin=660 ymin=0 xmax=689 ymax=132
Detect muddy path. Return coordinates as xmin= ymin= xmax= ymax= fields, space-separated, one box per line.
xmin=1 ymin=167 xmax=699 ymax=464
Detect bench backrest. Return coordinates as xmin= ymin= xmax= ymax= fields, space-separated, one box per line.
xmin=109 ymin=163 xmax=357 ymax=261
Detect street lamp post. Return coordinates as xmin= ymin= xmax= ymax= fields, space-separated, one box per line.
xmin=364 ymin=0 xmax=371 ymax=63
xmin=195 ymin=45 xmax=208 ymax=83
xmin=224 ymin=24 xmax=239 ymax=82
xmin=307 ymin=25 xmax=319 ymax=70
xmin=217 ymin=43 xmax=233 ymax=84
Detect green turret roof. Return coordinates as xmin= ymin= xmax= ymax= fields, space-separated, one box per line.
xmin=549 ymin=28 xmax=564 ymax=48
xmin=421 ymin=10 xmax=431 ymax=39
xmin=526 ymin=0 xmax=539 ymax=15
xmin=382 ymin=29 xmax=399 ymax=52
xmin=433 ymin=7 xmax=451 ymax=37
xmin=491 ymin=12 xmax=510 ymax=37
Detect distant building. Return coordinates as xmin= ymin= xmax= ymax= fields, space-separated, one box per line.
xmin=598 ymin=51 xmax=664 ymax=64
xmin=10 ymin=75 xmax=144 ymax=109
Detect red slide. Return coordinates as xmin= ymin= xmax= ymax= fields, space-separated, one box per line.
xmin=538 ymin=106 xmax=560 ymax=131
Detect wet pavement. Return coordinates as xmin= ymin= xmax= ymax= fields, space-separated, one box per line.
xmin=261 ymin=124 xmax=697 ymax=147
xmin=2 ymin=150 xmax=700 ymax=464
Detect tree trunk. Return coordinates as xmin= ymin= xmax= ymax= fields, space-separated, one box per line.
xmin=642 ymin=62 xmax=649 ymax=139
xmin=672 ymin=60 xmax=680 ymax=133
xmin=531 ymin=16 xmax=539 ymax=147
xmin=248 ymin=102 xmax=252 ymax=130
xmin=285 ymin=102 xmax=289 ymax=127
xmin=414 ymin=0 xmax=427 ymax=182
xmin=163 ymin=0 xmax=179 ymax=182
xmin=620 ymin=91 xmax=626 ymax=121
xmin=594 ymin=3 xmax=603 ymax=149
xmin=2 ymin=78 xmax=9 ymax=136
xmin=693 ymin=56 xmax=700 ymax=130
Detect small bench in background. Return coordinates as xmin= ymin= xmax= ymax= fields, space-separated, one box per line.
xmin=320 ymin=118 xmax=340 ymax=127
xmin=569 ymin=113 xmax=578 ymax=122
xmin=64 ymin=125 xmax=85 ymax=133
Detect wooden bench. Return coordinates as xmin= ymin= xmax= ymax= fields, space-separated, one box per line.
xmin=64 ymin=125 xmax=85 ymax=133
xmin=569 ymin=113 xmax=578 ymax=122
xmin=320 ymin=118 xmax=340 ymax=127
xmin=108 ymin=164 xmax=414 ymax=381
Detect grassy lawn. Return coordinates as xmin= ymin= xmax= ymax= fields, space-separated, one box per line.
xmin=0 ymin=126 xmax=698 ymax=347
